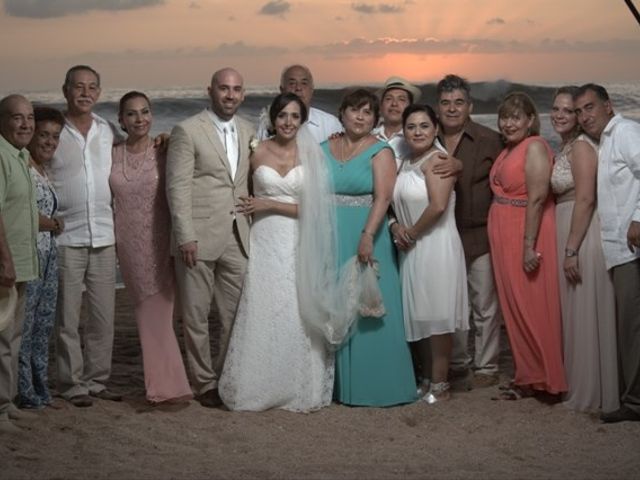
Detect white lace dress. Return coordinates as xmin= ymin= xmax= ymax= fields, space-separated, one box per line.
xmin=218 ymin=165 xmax=334 ymax=412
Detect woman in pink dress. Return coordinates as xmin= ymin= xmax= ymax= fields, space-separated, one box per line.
xmin=110 ymin=91 xmax=192 ymax=404
xmin=488 ymin=92 xmax=567 ymax=399
xmin=549 ymin=86 xmax=618 ymax=412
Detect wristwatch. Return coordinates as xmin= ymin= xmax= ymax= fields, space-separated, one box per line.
xmin=565 ymin=248 xmax=578 ymax=257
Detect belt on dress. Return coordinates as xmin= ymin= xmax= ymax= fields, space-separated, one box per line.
xmin=492 ymin=196 xmax=528 ymax=207
xmin=333 ymin=194 xmax=373 ymax=207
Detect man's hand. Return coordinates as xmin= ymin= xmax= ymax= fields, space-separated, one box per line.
xmin=627 ymin=220 xmax=640 ymax=252
xmin=179 ymin=241 xmax=198 ymax=268
xmin=0 ymin=256 xmax=16 ymax=287
xmin=431 ymin=153 xmax=463 ymax=179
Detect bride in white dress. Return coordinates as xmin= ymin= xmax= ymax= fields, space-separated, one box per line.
xmin=219 ymin=93 xmax=336 ymax=412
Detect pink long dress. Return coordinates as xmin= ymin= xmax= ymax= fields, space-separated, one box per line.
xmin=110 ymin=143 xmax=192 ymax=403
xmin=488 ymin=136 xmax=567 ymax=395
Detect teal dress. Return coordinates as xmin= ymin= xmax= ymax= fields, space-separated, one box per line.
xmin=323 ymin=140 xmax=417 ymax=406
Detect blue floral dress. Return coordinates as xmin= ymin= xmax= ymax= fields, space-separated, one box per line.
xmin=18 ymin=166 xmax=58 ymax=408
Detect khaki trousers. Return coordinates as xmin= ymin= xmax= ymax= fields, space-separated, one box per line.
xmin=451 ymin=253 xmax=501 ymax=375
xmin=55 ymin=246 xmax=116 ymax=399
xmin=0 ymin=283 xmax=26 ymax=417
xmin=175 ymin=233 xmax=247 ymax=395
xmin=611 ymin=259 xmax=640 ymax=415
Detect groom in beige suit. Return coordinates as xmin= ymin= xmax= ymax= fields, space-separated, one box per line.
xmin=166 ymin=68 xmax=255 ymax=408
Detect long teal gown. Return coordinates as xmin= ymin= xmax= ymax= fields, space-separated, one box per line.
xmin=323 ymin=140 xmax=417 ymax=407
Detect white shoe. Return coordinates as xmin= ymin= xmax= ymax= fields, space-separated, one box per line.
xmin=422 ymin=381 xmax=451 ymax=404
xmin=7 ymin=404 xmax=38 ymax=421
xmin=0 ymin=416 xmax=22 ymax=434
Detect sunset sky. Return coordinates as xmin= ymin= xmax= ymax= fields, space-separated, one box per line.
xmin=0 ymin=0 xmax=638 ymax=92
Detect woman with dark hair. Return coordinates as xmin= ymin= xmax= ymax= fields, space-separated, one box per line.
xmin=488 ymin=92 xmax=566 ymax=400
xmin=109 ymin=91 xmax=192 ymax=404
xmin=18 ymin=107 xmax=65 ymax=409
xmin=220 ymin=92 xmax=337 ymax=412
xmin=391 ymin=104 xmax=469 ymax=403
xmin=322 ymin=88 xmax=416 ymax=407
xmin=549 ymin=86 xmax=618 ymax=412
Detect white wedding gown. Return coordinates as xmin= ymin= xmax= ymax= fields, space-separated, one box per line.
xmin=218 ymin=165 xmax=334 ymax=412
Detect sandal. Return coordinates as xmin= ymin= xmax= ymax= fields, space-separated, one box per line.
xmin=492 ymin=385 xmax=534 ymax=401
xmin=416 ymin=378 xmax=431 ymax=397
xmin=422 ymin=381 xmax=450 ymax=404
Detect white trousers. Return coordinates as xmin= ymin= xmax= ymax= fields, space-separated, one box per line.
xmin=451 ymin=253 xmax=501 ymax=375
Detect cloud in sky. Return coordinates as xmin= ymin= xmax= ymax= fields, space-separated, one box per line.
xmin=3 ymin=0 xmax=164 ymax=19
xmin=64 ymin=42 xmax=288 ymax=62
xmin=486 ymin=17 xmax=505 ymax=25
xmin=259 ymin=0 xmax=291 ymax=16
xmin=301 ymin=36 xmax=640 ymax=57
xmin=351 ymin=3 xmax=404 ymax=14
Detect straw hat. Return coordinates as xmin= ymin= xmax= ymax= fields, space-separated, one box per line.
xmin=0 ymin=286 xmax=17 ymax=332
xmin=378 ymin=76 xmax=422 ymax=104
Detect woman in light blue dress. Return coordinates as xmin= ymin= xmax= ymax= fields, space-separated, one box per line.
xmin=322 ymin=88 xmax=416 ymax=407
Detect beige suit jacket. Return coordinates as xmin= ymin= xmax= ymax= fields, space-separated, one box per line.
xmin=166 ymin=109 xmax=255 ymax=260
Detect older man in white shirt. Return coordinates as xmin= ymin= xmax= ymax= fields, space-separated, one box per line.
xmin=575 ymin=83 xmax=640 ymax=423
xmin=48 ymin=65 xmax=122 ymax=408
xmin=257 ymin=64 xmax=342 ymax=143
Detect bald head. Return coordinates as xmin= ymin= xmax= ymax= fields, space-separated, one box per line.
xmin=208 ymin=67 xmax=245 ymax=121
xmin=0 ymin=94 xmax=35 ymax=149
xmin=280 ymin=64 xmax=314 ymax=108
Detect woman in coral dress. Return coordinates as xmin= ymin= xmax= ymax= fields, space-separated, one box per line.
xmin=488 ymin=92 xmax=567 ymax=399
xmin=110 ymin=91 xmax=192 ymax=404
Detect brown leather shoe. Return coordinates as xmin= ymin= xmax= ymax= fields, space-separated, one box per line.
xmin=197 ymin=388 xmax=223 ymax=408
xmin=69 ymin=394 xmax=93 ymax=408
xmin=90 ymin=389 xmax=122 ymax=402
xmin=601 ymin=406 xmax=640 ymax=423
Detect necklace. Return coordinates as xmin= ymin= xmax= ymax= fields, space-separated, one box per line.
xmin=338 ymin=135 xmax=368 ymax=164
xmin=123 ymin=136 xmax=152 ymax=182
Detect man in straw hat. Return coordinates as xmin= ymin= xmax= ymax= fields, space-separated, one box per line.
xmin=373 ymin=76 xmax=424 ymax=166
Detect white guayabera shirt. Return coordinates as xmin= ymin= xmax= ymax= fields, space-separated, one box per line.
xmin=596 ymin=114 xmax=640 ymax=269
xmin=48 ymin=113 xmax=117 ymax=248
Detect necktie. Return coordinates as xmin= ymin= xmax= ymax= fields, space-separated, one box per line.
xmin=223 ymin=126 xmax=238 ymax=179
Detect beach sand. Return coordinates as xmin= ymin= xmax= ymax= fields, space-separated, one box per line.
xmin=3 ymin=289 xmax=639 ymax=480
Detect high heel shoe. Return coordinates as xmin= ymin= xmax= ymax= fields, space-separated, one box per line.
xmin=422 ymin=381 xmax=450 ymax=404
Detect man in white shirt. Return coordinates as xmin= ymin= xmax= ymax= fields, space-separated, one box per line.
xmin=48 ymin=65 xmax=121 ymax=407
xmin=574 ymin=83 xmax=640 ymax=423
xmin=166 ymin=68 xmax=255 ymax=408
xmin=256 ymin=64 xmax=342 ymax=143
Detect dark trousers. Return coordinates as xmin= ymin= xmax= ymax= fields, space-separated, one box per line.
xmin=611 ymin=259 xmax=640 ymax=414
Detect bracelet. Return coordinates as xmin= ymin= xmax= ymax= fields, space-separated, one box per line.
xmin=388 ymin=218 xmax=398 ymax=228
xmin=523 ymin=235 xmax=536 ymax=245
xmin=361 ymin=230 xmax=374 ymax=237
xmin=565 ymin=248 xmax=578 ymax=258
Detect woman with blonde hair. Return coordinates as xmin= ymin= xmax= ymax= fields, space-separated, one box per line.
xmin=550 ymin=86 xmax=618 ymax=412
xmin=488 ymin=92 xmax=566 ymax=400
